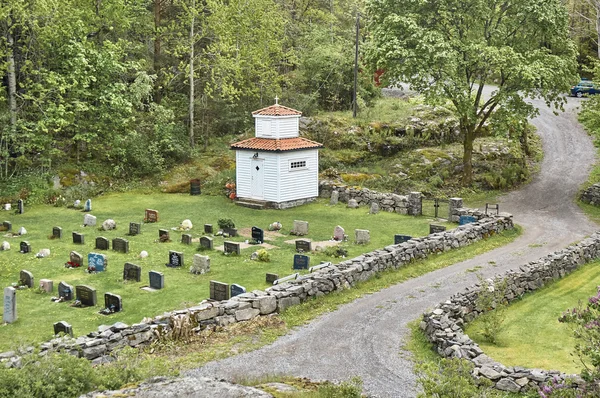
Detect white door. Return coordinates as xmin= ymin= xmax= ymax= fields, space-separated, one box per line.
xmin=251 ymin=158 xmax=264 ymax=199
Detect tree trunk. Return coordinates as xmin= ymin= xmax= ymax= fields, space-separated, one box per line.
xmin=597 ymin=4 xmax=600 ymax=59
xmin=6 ymin=23 xmax=17 ymax=178
xmin=154 ymin=0 xmax=162 ymax=103
xmin=462 ymin=125 xmax=475 ymax=185
xmin=188 ymin=0 xmax=195 ymax=148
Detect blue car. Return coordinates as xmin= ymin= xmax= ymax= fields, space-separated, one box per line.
xmin=571 ymin=80 xmax=600 ymax=98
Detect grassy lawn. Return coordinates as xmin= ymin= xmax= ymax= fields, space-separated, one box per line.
xmin=465 ymin=260 xmax=600 ymax=374
xmin=0 ymin=192 xmax=454 ymax=351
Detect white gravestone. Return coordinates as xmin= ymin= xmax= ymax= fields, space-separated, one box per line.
xmin=3 ymin=287 xmax=17 ymax=323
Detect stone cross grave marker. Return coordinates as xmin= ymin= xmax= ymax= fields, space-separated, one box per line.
xmin=230 ymin=283 xmax=246 ymax=298
xmin=429 ymin=224 xmax=447 ymax=234
xmin=19 ymin=241 xmax=31 ymax=254
xmin=83 ymin=199 xmax=92 ymax=212
xmin=88 ymin=253 xmax=107 ymax=272
xmin=200 ymin=236 xmax=213 ymax=250
xmin=355 ymin=229 xmax=370 ymax=245
xmin=17 ymin=199 xmax=23 ymax=214
xmin=3 ymin=287 xmax=17 ymax=323
xmin=295 ymin=239 xmax=311 ymax=253
xmin=167 ymin=250 xmax=183 ymax=268
xmin=58 ymin=281 xmax=74 ymax=301
xmin=19 ymin=270 xmax=34 ymax=288
xmin=53 ymin=321 xmax=73 ymax=336
xmin=204 ymin=224 xmax=213 ymax=234
xmin=2 ymin=221 xmax=11 ymax=232
xmin=145 ymin=209 xmax=159 ymax=223
xmin=190 ymin=254 xmax=210 ymax=274
xmin=149 ymin=271 xmax=164 ymax=290
xmin=52 ymin=226 xmax=62 ymax=239
xmin=83 ymin=214 xmax=97 ymax=227
xmin=96 ymin=236 xmax=110 ymax=250
xmin=394 ymin=235 xmax=412 ymax=245
xmin=104 ymin=293 xmax=122 ymax=313
xmin=112 ymin=238 xmax=129 ymax=253
xmin=293 ymin=254 xmax=310 ymax=270
xmin=158 ymin=229 xmax=169 ymax=241
xmin=224 ymin=241 xmax=241 ymax=255
xmin=123 ymin=262 xmax=142 ymax=282
xmin=333 ymin=225 xmax=345 ymax=241
xmin=39 ymin=279 xmax=53 ymax=293
xmin=75 ymin=285 xmax=97 ymax=306
xmin=129 ymin=222 xmax=141 ymax=236
xmin=459 ymin=215 xmax=477 ymax=226
xmin=209 ymin=280 xmax=230 ymax=301
xmin=72 ymin=232 xmax=84 ymax=245
xmin=251 ymin=226 xmax=264 ymax=244
xmin=266 ymin=273 xmax=279 ymax=284
xmin=70 ymin=251 xmax=83 ymax=267
xmin=181 ymin=234 xmax=192 ymax=245
xmin=292 ymin=220 xmax=309 ymax=236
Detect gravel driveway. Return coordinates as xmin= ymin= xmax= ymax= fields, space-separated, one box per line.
xmin=188 ymin=95 xmax=598 ymax=397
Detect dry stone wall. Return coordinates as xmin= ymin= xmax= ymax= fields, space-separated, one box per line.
xmin=420 ymin=234 xmax=600 ymax=393
xmin=0 ymin=210 xmax=513 ymax=368
xmin=581 ymin=183 xmax=600 ymax=206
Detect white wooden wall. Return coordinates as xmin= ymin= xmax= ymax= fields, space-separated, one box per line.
xmin=254 ymin=116 xmax=300 ymax=139
xmin=276 ymin=150 xmax=319 ymax=202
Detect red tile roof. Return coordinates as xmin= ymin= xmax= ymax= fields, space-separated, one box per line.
xmin=231 ymin=137 xmax=323 ymax=152
xmin=252 ymin=104 xmax=302 ymax=116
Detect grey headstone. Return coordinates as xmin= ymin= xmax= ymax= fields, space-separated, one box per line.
xmin=190 ymin=254 xmax=210 ymax=275
xmin=181 ymin=234 xmax=192 ymax=245
xmin=167 ymin=251 xmax=183 ymax=267
xmin=104 ymin=293 xmax=122 ymax=313
xmin=123 ymin=263 xmax=142 ymax=282
xmin=149 ymin=271 xmax=164 ymax=290
xmin=87 ymin=253 xmax=107 ymax=272
xmin=53 ymin=321 xmax=73 ymax=336
xmin=19 ymin=270 xmax=34 ymax=288
xmin=145 ymin=209 xmax=159 ymax=223
xmin=293 ymin=254 xmax=310 ymax=270
xmin=83 ymin=214 xmax=97 ymax=226
xmin=429 ymin=224 xmax=446 ymax=234
xmin=266 ymin=273 xmax=279 ymax=284
xmin=3 ymin=287 xmax=17 ymax=323
xmin=230 ymin=283 xmax=246 ymax=297
xmin=200 ymin=236 xmax=213 ymax=250
xmin=58 ymin=281 xmax=74 ymax=301
xmin=204 ymin=224 xmax=213 ymax=234
xmin=224 ymin=241 xmax=241 ymax=255
xmin=39 ymin=279 xmax=53 ymax=293
xmin=370 ymin=202 xmax=380 ymax=214
xmin=291 ymin=220 xmax=309 ymax=236
xmin=355 ymin=229 xmax=370 ymax=244
xmin=72 ymin=232 xmax=84 ymax=245
xmin=112 ymin=238 xmax=129 ymax=253
xmin=129 ymin=222 xmax=141 ymax=236
xmin=96 ymin=236 xmax=110 ymax=250
xmin=75 ymin=285 xmax=97 ymax=306
xmin=347 ymin=199 xmax=359 ymax=209
xmin=330 ymin=190 xmax=339 ymax=205
xmin=52 ymin=226 xmax=62 ymax=239
xmin=333 ymin=225 xmax=345 ymax=241
xmin=19 ymin=241 xmax=31 ymax=253
xmin=295 ymin=239 xmax=312 ymax=253
xmin=209 ymin=280 xmax=230 ymax=301
xmin=70 ymin=251 xmax=83 ymax=267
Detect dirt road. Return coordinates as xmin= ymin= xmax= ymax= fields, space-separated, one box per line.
xmin=189 ymin=96 xmax=597 ymax=397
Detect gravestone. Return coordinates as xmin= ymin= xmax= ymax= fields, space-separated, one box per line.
xmin=230 ymin=283 xmax=246 ymax=298
xmin=159 ymin=229 xmax=169 ymax=241
xmin=17 ymin=226 xmax=26 ymax=235
xmin=53 ymin=321 xmax=73 ymax=336
xmin=17 ymin=199 xmax=24 ymax=214
xmin=104 ymin=293 xmax=122 ymax=313
xmin=19 ymin=270 xmax=34 ymax=288
xmin=58 ymin=281 xmax=74 ymax=301
xmin=3 ymin=287 xmax=17 ymax=323
xmin=333 ymin=225 xmax=345 ymax=241
xmin=291 ymin=220 xmax=309 ymax=236
xmin=123 ymin=262 xmax=142 ymax=282
xmin=39 ymin=279 xmax=53 ymax=293
xmin=129 ymin=222 xmax=141 ymax=236
xmin=251 ymin=226 xmax=264 ymax=244
xmin=112 ymin=238 xmax=129 ymax=253
xmin=83 ymin=199 xmax=92 ymax=212
xmin=355 ymin=229 xmax=370 ymax=244
xmin=370 ymin=202 xmax=380 ymax=214
xmin=394 ymin=234 xmax=412 ymax=245
xmin=199 ymin=236 xmax=213 ymax=250
xmin=209 ymin=280 xmax=230 ymax=301
xmin=96 ymin=236 xmax=110 ymax=250
xmin=347 ymin=199 xmax=359 ymax=209
xmin=88 ymin=253 xmax=107 ymax=272
xmin=429 ymin=224 xmax=447 ymax=234
xmin=330 ymin=190 xmax=339 ymax=205
xmin=266 ymin=273 xmax=279 ymax=284
xmin=459 ymin=215 xmax=477 ymax=225
xmin=70 ymin=251 xmax=83 ymax=267
xmin=224 ymin=241 xmax=241 ymax=255
xmin=204 ymin=224 xmax=213 ymax=234
xmin=72 ymin=232 xmax=84 ymax=245
xmin=293 ymin=254 xmax=310 ymax=270
xmin=181 ymin=234 xmax=192 ymax=245
xmin=3 ymin=204 xmax=9 ymax=211
xmin=149 ymin=271 xmax=164 ymax=290
xmin=2 ymin=221 xmax=11 ymax=232
xmin=83 ymin=214 xmax=97 ymax=226
xmin=167 ymin=251 xmax=183 ymax=268
xmin=145 ymin=209 xmax=159 ymax=223
xmin=52 ymin=226 xmax=62 ymax=239
xmin=19 ymin=241 xmax=31 ymax=253
xmin=75 ymin=285 xmax=97 ymax=306
xmin=296 ymin=239 xmax=312 ymax=253
xmin=190 ymin=254 xmax=210 ymax=274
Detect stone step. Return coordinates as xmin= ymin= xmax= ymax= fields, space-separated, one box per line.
xmin=235 ymin=199 xmax=267 ymax=210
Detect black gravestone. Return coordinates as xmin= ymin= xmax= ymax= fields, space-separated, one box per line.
xmin=158 ymin=229 xmax=169 ymax=241
xmin=266 ymin=273 xmax=279 ymax=284
xmin=293 ymin=254 xmax=310 ymax=270
xmin=3 ymin=221 xmax=11 ymax=232
xmin=75 ymin=285 xmax=97 ymax=306
xmin=123 ymin=262 xmax=142 ymax=282
xmin=230 ymin=283 xmax=246 ymax=298
xmin=112 ymin=238 xmax=129 ymax=253
xmin=19 ymin=270 xmax=34 ymax=288
xmin=429 ymin=224 xmax=447 ymax=234
xmin=17 ymin=199 xmax=23 ymax=214
xmin=200 ymin=236 xmax=213 ymax=250
xmin=181 ymin=234 xmax=192 ymax=245
xmin=72 ymin=232 xmax=84 ymax=244
xmin=129 ymin=222 xmax=141 ymax=236
xmin=58 ymin=281 xmax=74 ymax=301
xmin=223 ymin=241 xmax=241 ymax=255
xmin=19 ymin=241 xmax=31 ymax=254
xmin=394 ymin=234 xmax=412 ymax=245
xmin=167 ymin=251 xmax=183 ymax=268
xmin=295 ymin=239 xmax=311 ymax=253
xmin=104 ymin=293 xmax=122 ymax=313
xmin=251 ymin=226 xmax=264 ymax=244
xmin=96 ymin=236 xmax=110 ymax=250
xmin=52 ymin=226 xmax=62 ymax=239
xmin=209 ymin=280 xmax=230 ymax=301
xmin=53 ymin=321 xmax=73 ymax=336
xmin=149 ymin=271 xmax=164 ymax=290
xmin=204 ymin=224 xmax=213 ymax=234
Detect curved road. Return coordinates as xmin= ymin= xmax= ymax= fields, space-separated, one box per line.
xmin=189 ymin=96 xmax=598 ymax=397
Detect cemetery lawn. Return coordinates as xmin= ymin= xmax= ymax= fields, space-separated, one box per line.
xmin=0 ymin=193 xmax=455 ymax=351
xmin=465 ymin=260 xmax=600 ymax=373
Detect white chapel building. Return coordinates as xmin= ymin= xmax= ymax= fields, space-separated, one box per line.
xmin=231 ymin=100 xmax=323 ymax=209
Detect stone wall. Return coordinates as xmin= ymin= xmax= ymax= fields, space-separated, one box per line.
xmin=581 ymin=183 xmax=600 ymax=206
xmin=420 ymin=234 xmax=600 ymax=393
xmin=0 ymin=211 xmax=513 ymax=368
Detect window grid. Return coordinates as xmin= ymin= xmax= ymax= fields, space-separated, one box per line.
xmin=290 ymin=160 xmax=307 ymax=170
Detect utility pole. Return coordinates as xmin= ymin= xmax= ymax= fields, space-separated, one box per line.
xmin=353 ymin=12 xmax=360 ymax=118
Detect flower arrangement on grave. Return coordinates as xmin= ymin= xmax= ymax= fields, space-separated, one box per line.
xmin=53 ymin=195 xmax=67 ymax=207
xmin=65 ymin=261 xmax=81 ymax=268
xmin=159 ymin=234 xmax=171 ymax=243
xmin=87 ymin=265 xmax=96 ymax=274
xmin=225 ymin=182 xmax=236 ymax=200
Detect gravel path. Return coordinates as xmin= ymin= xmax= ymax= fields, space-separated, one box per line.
xmin=188 ymin=96 xmax=598 ymax=397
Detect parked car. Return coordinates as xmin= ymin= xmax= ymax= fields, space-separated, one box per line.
xmin=571 ymin=80 xmax=600 ymax=97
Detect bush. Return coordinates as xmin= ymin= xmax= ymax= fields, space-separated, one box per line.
xmin=474 ymin=275 xmax=508 ymax=344
xmin=323 ymin=245 xmax=348 ymax=258
xmin=217 ymin=218 xmax=235 ymax=229
xmin=256 ymin=249 xmax=271 ymax=262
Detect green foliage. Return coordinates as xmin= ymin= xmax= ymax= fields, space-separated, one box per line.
xmin=217 ymin=218 xmax=235 ymax=229
xmin=474 ymin=275 xmax=508 ymax=344
xmin=256 ymin=249 xmax=271 ymax=262
xmin=416 ymin=358 xmax=496 ymax=398
xmin=323 ymin=245 xmax=349 ymax=258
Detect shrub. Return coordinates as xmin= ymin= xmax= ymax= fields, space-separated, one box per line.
xmin=323 ymin=245 xmax=348 ymax=258
xmin=217 ymin=218 xmax=235 ymax=229
xmin=256 ymin=249 xmax=271 ymax=262
xmin=474 ymin=275 xmax=508 ymax=344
